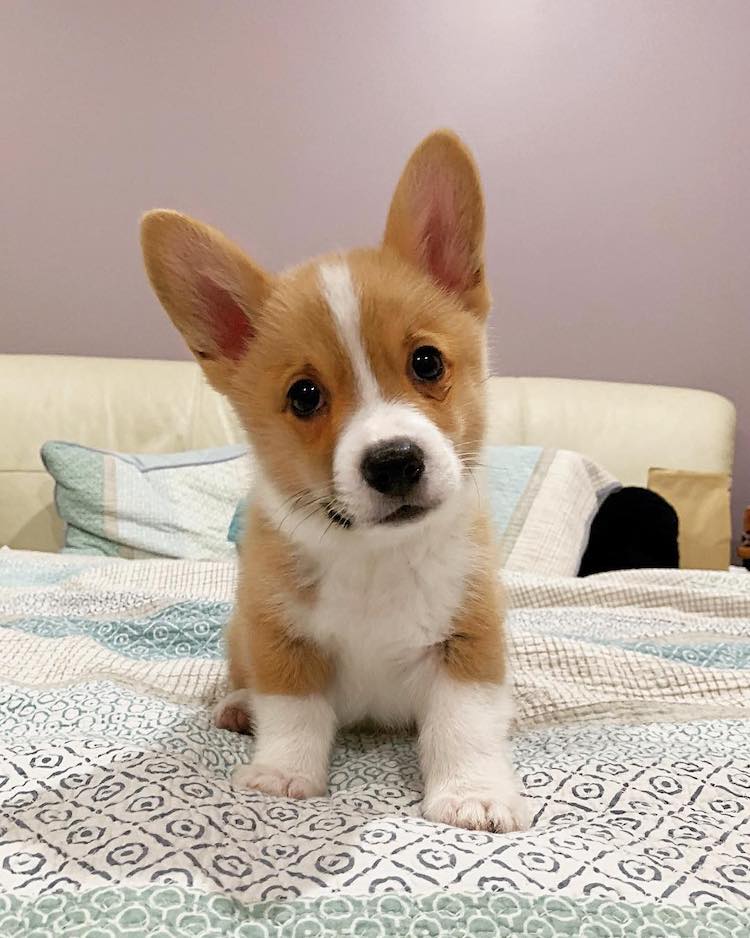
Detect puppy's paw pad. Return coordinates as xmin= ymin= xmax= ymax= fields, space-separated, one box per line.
xmin=232 ymin=763 xmax=324 ymax=799
xmin=424 ymin=792 xmax=529 ymax=833
xmin=213 ymin=694 xmax=252 ymax=734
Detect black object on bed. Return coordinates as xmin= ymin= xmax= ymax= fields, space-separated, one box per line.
xmin=579 ymin=486 xmax=679 ymax=576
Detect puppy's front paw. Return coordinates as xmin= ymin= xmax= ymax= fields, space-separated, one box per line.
xmin=213 ymin=691 xmax=253 ymax=734
xmin=423 ymin=789 xmax=529 ymax=833
xmin=232 ymin=762 xmax=326 ymax=799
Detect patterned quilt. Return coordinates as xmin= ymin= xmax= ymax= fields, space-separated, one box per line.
xmin=1 ymin=548 xmax=749 ymax=937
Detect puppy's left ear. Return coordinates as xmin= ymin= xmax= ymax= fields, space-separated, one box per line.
xmin=383 ymin=130 xmax=490 ymax=318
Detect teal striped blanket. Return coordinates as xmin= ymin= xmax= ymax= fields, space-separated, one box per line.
xmin=1 ymin=548 xmax=749 ymax=936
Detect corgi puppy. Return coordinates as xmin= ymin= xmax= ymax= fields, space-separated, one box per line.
xmin=141 ymin=130 xmax=527 ymax=832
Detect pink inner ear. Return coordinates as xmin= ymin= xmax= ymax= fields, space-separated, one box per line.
xmin=415 ymin=170 xmax=471 ymax=294
xmin=197 ymin=275 xmax=254 ymax=361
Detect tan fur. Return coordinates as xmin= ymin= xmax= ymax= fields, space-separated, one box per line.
xmin=226 ymin=506 xmax=331 ymax=696
xmin=228 ymin=259 xmax=360 ymax=505
xmin=141 ymin=130 xmax=503 ymax=702
xmin=349 ymin=249 xmax=488 ymax=463
xmin=440 ymin=515 xmax=506 ymax=685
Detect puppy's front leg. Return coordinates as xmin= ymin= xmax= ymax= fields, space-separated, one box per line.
xmin=232 ymin=692 xmax=336 ymax=799
xmin=228 ymin=605 xmax=336 ymax=799
xmin=419 ymin=651 xmax=528 ymax=832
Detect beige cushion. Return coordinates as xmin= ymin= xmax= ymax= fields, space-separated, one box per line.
xmin=648 ymin=468 xmax=732 ymax=570
xmin=0 ymin=354 xmax=736 ymax=552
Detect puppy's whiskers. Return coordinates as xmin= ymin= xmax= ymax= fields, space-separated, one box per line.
xmin=288 ymin=501 xmax=329 ymax=539
xmin=275 ymin=483 xmax=335 ymax=533
xmin=323 ymin=497 xmax=352 ymax=533
xmin=467 ymin=467 xmax=481 ymax=508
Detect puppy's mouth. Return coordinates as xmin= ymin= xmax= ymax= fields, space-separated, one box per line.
xmin=378 ymin=504 xmax=428 ymax=525
xmin=326 ymin=503 xmax=431 ymax=529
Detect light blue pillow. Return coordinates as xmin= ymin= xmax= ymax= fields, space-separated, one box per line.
xmin=228 ymin=498 xmax=248 ymax=545
xmin=484 ymin=445 xmax=546 ymax=535
xmin=42 ymin=441 xmax=252 ymax=559
xmin=484 ymin=445 xmax=619 ymax=575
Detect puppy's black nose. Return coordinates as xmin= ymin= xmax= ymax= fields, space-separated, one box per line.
xmin=361 ymin=438 xmax=425 ymax=497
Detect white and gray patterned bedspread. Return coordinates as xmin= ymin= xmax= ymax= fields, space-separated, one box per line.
xmin=1 ymin=548 xmax=749 ymax=936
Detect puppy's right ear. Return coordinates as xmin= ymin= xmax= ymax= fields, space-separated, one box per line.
xmin=141 ymin=211 xmax=273 ymax=395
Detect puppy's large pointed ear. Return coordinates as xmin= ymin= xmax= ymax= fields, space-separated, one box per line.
xmin=141 ymin=211 xmax=273 ymax=395
xmin=383 ymin=130 xmax=490 ymax=318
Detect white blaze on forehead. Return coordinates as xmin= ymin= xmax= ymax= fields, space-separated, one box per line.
xmin=318 ymin=261 xmax=380 ymax=401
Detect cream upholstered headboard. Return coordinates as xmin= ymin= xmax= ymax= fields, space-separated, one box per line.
xmin=1 ymin=354 xmax=736 ymax=552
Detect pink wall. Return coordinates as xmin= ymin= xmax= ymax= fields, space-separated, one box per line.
xmin=3 ymin=1 xmax=749 ymax=538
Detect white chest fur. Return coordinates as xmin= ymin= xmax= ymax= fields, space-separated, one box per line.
xmin=293 ymin=504 xmax=476 ymax=727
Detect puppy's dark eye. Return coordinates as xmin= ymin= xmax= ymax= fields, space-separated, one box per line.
xmin=411 ymin=346 xmax=444 ymax=382
xmin=287 ymin=379 xmax=323 ymax=418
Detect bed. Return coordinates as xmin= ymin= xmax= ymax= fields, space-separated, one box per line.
xmin=1 ymin=354 xmax=748 ymax=936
